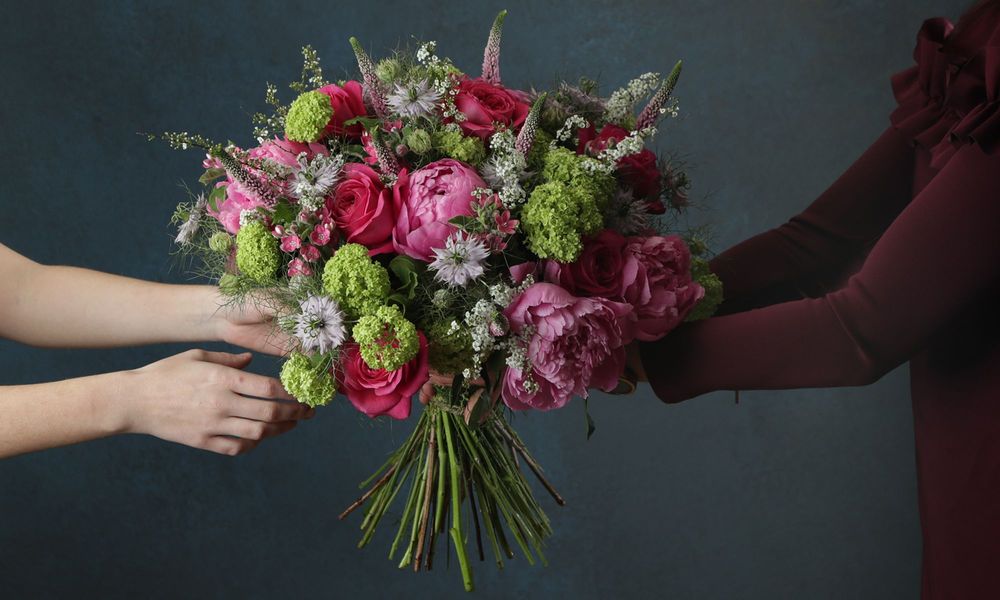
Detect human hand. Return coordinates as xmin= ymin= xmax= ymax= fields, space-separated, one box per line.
xmin=212 ymin=290 xmax=294 ymax=357
xmin=120 ymin=349 xmax=313 ymax=455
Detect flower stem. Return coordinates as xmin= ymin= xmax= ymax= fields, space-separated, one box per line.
xmin=442 ymin=412 xmax=474 ymax=592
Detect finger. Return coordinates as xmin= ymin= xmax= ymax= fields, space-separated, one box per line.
xmin=231 ymin=323 xmax=295 ymax=357
xmin=226 ymin=370 xmax=295 ymax=401
xmin=218 ymin=417 xmax=299 ymax=441
xmin=224 ymin=394 xmax=312 ymax=422
xmin=202 ymin=436 xmax=258 ymax=456
xmin=195 ymin=350 xmax=253 ymax=369
xmin=419 ymin=383 xmax=434 ymax=405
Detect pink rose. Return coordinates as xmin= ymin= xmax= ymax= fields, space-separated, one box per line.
xmin=317 ymin=81 xmax=367 ymax=139
xmin=326 ymin=163 xmax=400 ymax=255
xmin=620 ymin=235 xmax=704 ymax=341
xmin=393 ymin=159 xmax=484 ymax=261
xmin=577 ymin=124 xmax=663 ymax=209
xmin=339 ymin=333 xmax=430 ymax=420
xmin=501 ymin=283 xmax=632 ymax=411
xmin=451 ymin=77 xmax=531 ymax=141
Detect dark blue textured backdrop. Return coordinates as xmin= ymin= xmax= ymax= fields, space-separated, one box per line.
xmin=0 ymin=1 xmax=969 ymax=598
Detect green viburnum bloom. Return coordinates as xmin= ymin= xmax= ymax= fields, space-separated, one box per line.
xmin=522 ymin=181 xmax=603 ymax=263
xmin=321 ymin=243 xmax=390 ymax=319
xmin=541 ymin=146 xmax=615 ymax=207
xmin=425 ymin=319 xmax=474 ymax=373
xmin=285 ymin=90 xmax=333 ymax=143
xmin=353 ymin=305 xmax=420 ymax=371
xmin=208 ymin=231 xmax=233 ymax=253
xmin=433 ymin=129 xmax=487 ymax=166
xmin=403 ymin=128 xmax=433 ymax=155
xmin=280 ymin=352 xmax=335 ymax=408
xmin=235 ymin=220 xmax=280 ymax=283
xmin=685 ymin=257 xmax=724 ymax=322
xmin=526 ymin=129 xmax=554 ymax=171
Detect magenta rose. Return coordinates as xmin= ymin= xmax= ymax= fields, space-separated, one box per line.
xmin=501 ymin=283 xmax=632 ymax=411
xmin=338 ymin=333 xmax=430 ymax=420
xmin=326 ymin=163 xmax=401 ymax=255
xmin=621 ymin=235 xmax=704 ymax=341
xmin=577 ymin=124 xmax=663 ymax=209
xmin=393 ymin=158 xmax=484 ymax=261
xmin=317 ymin=81 xmax=367 ymax=139
xmin=452 ymin=77 xmax=531 ymax=141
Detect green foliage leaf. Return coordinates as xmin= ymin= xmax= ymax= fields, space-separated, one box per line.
xmin=342 ymin=115 xmax=384 ymax=131
xmin=207 ymin=186 xmax=226 ymax=213
xmin=272 ymin=199 xmax=297 ymax=225
xmin=199 ymin=167 xmax=226 ymax=185
xmin=388 ymin=255 xmax=423 ymax=302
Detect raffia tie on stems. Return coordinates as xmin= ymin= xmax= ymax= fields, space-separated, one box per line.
xmin=339 ymin=386 xmax=563 ymax=592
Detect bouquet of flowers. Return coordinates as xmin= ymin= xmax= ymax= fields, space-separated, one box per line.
xmin=158 ymin=10 xmax=721 ymax=591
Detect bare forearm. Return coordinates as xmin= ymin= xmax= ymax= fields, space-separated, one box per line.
xmin=1 ymin=263 xmax=222 ymax=348
xmin=0 ymin=372 xmax=128 ymax=459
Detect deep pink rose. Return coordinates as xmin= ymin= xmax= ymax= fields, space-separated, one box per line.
xmin=451 ymin=77 xmax=531 ymax=141
xmin=577 ymin=124 xmax=663 ymax=208
xmin=621 ymin=235 xmax=704 ymax=341
xmin=393 ymin=159 xmax=484 ymax=261
xmin=501 ymin=283 xmax=632 ymax=411
xmin=543 ymin=229 xmax=627 ymax=298
xmin=326 ymin=163 xmax=400 ymax=254
xmin=317 ymin=81 xmax=367 ymax=139
xmin=339 ymin=333 xmax=430 ymax=420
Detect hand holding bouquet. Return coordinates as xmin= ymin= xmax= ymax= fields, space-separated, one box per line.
xmin=158 ymin=10 xmax=721 ymax=590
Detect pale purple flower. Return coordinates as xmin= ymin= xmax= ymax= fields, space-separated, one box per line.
xmin=387 ymin=80 xmax=442 ymax=119
xmin=293 ymin=295 xmax=346 ymax=354
xmin=429 ymin=234 xmax=490 ymax=287
xmin=291 ymin=153 xmax=344 ymax=211
xmin=175 ymin=193 xmax=207 ymax=245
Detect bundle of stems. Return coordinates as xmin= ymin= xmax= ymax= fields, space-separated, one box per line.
xmin=338 ymin=388 xmax=565 ymax=592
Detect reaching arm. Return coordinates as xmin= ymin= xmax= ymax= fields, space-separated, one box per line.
xmin=638 ymin=143 xmax=999 ymax=402
xmin=709 ymin=126 xmax=915 ymax=313
xmin=0 ymin=244 xmax=289 ymax=354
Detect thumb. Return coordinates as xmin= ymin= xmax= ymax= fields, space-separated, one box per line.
xmin=196 ymin=350 xmax=253 ymax=369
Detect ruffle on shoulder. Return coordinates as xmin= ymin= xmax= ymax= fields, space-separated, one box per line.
xmin=890 ymin=17 xmax=1000 ymax=169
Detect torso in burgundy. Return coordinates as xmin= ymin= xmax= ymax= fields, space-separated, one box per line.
xmin=639 ymin=4 xmax=1000 ymax=597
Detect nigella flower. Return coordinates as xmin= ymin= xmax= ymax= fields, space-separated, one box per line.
xmin=292 ymin=153 xmax=345 ymax=211
xmin=174 ymin=193 xmax=207 ymax=245
xmin=293 ymin=294 xmax=347 ymax=354
xmin=604 ymin=187 xmax=652 ymax=235
xmin=387 ymin=80 xmax=442 ymax=119
xmin=429 ymin=234 xmax=490 ymax=287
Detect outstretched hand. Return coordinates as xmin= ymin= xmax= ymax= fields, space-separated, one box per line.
xmin=214 ymin=291 xmax=295 ymax=357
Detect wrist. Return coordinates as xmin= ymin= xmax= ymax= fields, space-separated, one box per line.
xmin=184 ymin=284 xmax=228 ymax=343
xmin=87 ymin=370 xmax=134 ymax=436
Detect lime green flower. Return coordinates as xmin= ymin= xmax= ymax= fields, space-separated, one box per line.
xmin=353 ymin=305 xmax=420 ymax=371
xmin=235 ymin=220 xmax=280 ymax=283
xmin=541 ymin=146 xmax=615 ymax=206
xmin=522 ymin=181 xmax=603 ymax=262
xmin=404 ymin=128 xmax=433 ymax=155
xmin=321 ymin=243 xmax=390 ymax=319
xmin=280 ymin=352 xmax=335 ymax=408
xmin=208 ymin=231 xmax=233 ymax=253
xmin=685 ymin=257 xmax=724 ymax=322
xmin=425 ymin=320 xmax=474 ymax=373
xmin=375 ymin=58 xmax=403 ymax=85
xmin=434 ymin=129 xmax=487 ymax=166
xmin=285 ymin=91 xmax=333 ymax=143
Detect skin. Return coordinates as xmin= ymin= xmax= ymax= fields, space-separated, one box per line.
xmin=0 ymin=243 xmax=311 ymax=459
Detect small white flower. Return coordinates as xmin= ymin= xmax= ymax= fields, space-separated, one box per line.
xmin=387 ymin=80 xmax=442 ymax=119
xmin=429 ymin=234 xmax=490 ymax=287
xmin=293 ymin=295 xmax=347 ymax=354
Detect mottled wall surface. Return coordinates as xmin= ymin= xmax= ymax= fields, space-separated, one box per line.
xmin=0 ymin=1 xmax=970 ymax=598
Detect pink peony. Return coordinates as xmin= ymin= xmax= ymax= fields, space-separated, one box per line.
xmin=317 ymin=82 xmax=367 ymax=139
xmin=326 ymin=163 xmax=400 ymax=255
xmin=501 ymin=283 xmax=632 ymax=411
xmin=451 ymin=77 xmax=531 ymax=141
xmin=393 ymin=159 xmax=484 ymax=261
xmin=544 ymin=231 xmax=704 ymax=342
xmin=338 ymin=333 xmax=430 ymax=420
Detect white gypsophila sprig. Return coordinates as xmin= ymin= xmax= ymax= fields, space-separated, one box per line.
xmin=553 ymin=114 xmax=589 ymax=144
xmin=292 ymin=153 xmax=345 ymax=211
xmin=604 ymin=72 xmax=660 ymax=124
xmin=175 ymin=193 xmax=208 ymax=245
xmin=238 ymin=209 xmax=259 ymax=228
xmin=486 ymin=129 xmax=528 ymax=207
xmin=293 ymin=294 xmax=347 ymax=354
xmin=581 ymin=127 xmax=658 ymax=175
xmin=416 ymin=41 xmax=439 ymax=65
xmin=429 ymin=234 xmax=490 ymax=287
xmin=388 ymin=80 xmax=442 ymax=119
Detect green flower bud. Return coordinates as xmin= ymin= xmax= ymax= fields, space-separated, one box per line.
xmin=208 ymin=231 xmax=233 ymax=253
xmin=375 ymin=58 xmax=403 ymax=84
xmin=353 ymin=305 xmax=420 ymax=371
xmin=235 ymin=220 xmax=280 ymax=283
xmin=280 ymin=352 xmax=335 ymax=408
xmin=404 ymin=128 xmax=433 ymax=155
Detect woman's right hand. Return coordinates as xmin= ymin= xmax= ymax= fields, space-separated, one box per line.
xmin=120 ymin=349 xmax=313 ymax=455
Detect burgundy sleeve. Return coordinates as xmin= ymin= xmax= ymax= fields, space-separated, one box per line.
xmin=641 ymin=144 xmax=1000 ymax=403
xmin=710 ymin=126 xmax=915 ymax=313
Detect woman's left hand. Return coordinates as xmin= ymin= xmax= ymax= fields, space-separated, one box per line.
xmin=211 ymin=290 xmax=294 ymax=357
